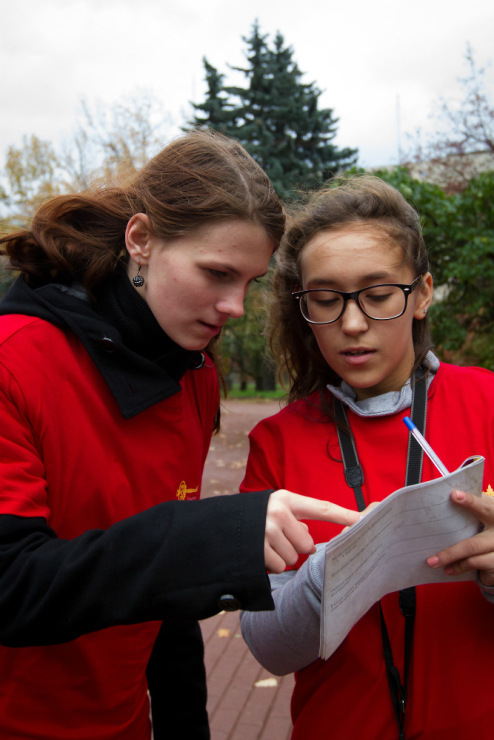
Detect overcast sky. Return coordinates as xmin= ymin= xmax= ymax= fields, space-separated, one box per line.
xmin=1 ymin=0 xmax=493 ymax=170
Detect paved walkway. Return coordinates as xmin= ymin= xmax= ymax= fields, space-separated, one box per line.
xmin=201 ymin=399 xmax=294 ymax=739
xmin=201 ymin=611 xmax=294 ymax=739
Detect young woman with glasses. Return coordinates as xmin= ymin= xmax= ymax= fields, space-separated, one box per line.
xmin=240 ymin=175 xmax=494 ymax=739
xmin=0 ymin=130 xmax=358 ymax=740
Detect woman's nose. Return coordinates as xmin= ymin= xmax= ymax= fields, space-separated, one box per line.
xmin=216 ymin=290 xmax=245 ymax=319
xmin=340 ymin=299 xmax=369 ymax=333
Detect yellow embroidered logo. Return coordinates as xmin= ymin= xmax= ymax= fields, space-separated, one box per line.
xmin=483 ymin=484 xmax=494 ymax=497
xmin=176 ymin=481 xmax=199 ymax=500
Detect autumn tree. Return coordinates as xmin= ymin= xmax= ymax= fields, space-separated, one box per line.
xmin=220 ymin=277 xmax=275 ymax=391
xmin=0 ymin=92 xmax=173 ymax=293
xmin=65 ymin=93 xmax=171 ymax=189
xmin=1 ymin=93 xmax=175 ymax=233
xmin=405 ymin=46 xmax=494 ymax=190
xmin=1 ymin=134 xmax=63 ymax=232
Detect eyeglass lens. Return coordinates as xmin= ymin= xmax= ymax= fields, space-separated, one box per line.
xmin=300 ymin=285 xmax=407 ymax=323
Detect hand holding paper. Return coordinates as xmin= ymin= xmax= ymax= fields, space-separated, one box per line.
xmin=427 ymin=487 xmax=494 ymax=586
xmin=320 ymin=456 xmax=485 ymax=660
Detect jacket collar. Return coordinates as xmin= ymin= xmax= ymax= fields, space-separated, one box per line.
xmin=0 ymin=273 xmax=205 ymax=419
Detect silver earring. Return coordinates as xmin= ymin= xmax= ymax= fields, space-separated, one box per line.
xmin=422 ymin=308 xmax=428 ymax=315
xmin=132 ymin=261 xmax=145 ymax=288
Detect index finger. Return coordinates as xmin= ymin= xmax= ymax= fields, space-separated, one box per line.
xmin=285 ymin=492 xmax=360 ymax=527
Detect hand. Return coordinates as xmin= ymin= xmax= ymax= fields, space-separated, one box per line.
xmin=340 ymin=501 xmax=380 ymax=534
xmin=426 ymin=490 xmax=494 ymax=586
xmin=264 ymin=490 xmax=360 ymax=574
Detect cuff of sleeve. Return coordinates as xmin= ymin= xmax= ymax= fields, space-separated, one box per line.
xmin=235 ymin=490 xmax=275 ymax=612
xmin=476 ymin=572 xmax=494 ymax=604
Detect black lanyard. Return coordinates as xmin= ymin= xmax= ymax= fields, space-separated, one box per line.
xmin=333 ymin=368 xmax=427 ymax=740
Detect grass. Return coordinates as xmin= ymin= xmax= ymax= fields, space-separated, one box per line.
xmin=226 ymin=384 xmax=285 ymax=400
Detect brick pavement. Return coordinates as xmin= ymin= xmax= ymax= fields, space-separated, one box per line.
xmin=201 ymin=399 xmax=294 ymax=740
xmin=201 ymin=611 xmax=293 ymax=740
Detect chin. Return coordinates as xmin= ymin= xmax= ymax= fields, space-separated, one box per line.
xmin=179 ymin=339 xmax=210 ymax=352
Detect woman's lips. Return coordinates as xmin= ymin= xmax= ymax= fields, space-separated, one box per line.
xmin=340 ymin=348 xmax=376 ymax=365
xmin=199 ymin=320 xmax=222 ymax=336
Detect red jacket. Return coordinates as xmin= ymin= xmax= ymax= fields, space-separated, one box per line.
xmin=0 ymin=275 xmax=273 ymax=740
xmin=241 ymin=362 xmax=494 ymax=739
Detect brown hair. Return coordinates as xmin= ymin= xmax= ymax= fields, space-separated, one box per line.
xmin=0 ymin=129 xmax=285 ymax=291
xmin=269 ymin=174 xmax=433 ymax=403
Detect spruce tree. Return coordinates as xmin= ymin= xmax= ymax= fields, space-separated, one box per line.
xmin=189 ymin=58 xmax=235 ymax=134
xmin=188 ymin=21 xmax=358 ymax=199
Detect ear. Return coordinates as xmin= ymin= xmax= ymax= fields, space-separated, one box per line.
xmin=413 ymin=272 xmax=433 ymax=319
xmin=125 ymin=213 xmax=152 ymax=265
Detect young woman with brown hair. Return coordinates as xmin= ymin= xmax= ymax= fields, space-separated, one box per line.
xmin=241 ymin=175 xmax=494 ymax=739
xmin=0 ymin=130 xmax=357 ymax=739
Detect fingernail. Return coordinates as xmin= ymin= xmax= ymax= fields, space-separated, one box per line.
xmin=427 ymin=556 xmax=440 ymax=567
xmin=454 ymin=490 xmax=466 ymax=501
xmin=444 ymin=566 xmax=454 ymax=575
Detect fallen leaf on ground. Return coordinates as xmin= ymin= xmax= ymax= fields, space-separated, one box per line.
xmin=254 ymin=677 xmax=278 ymax=688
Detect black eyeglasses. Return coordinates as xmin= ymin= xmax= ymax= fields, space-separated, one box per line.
xmin=292 ymin=276 xmax=422 ymax=325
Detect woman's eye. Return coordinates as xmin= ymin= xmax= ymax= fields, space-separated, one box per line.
xmin=314 ymin=296 xmax=339 ymax=307
xmin=366 ymin=291 xmax=392 ymax=303
xmin=207 ymin=269 xmax=229 ymax=280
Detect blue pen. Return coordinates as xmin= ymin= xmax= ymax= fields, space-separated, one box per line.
xmin=403 ymin=416 xmax=450 ymax=477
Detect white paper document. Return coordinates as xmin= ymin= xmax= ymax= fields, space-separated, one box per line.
xmin=320 ymin=456 xmax=485 ymax=660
